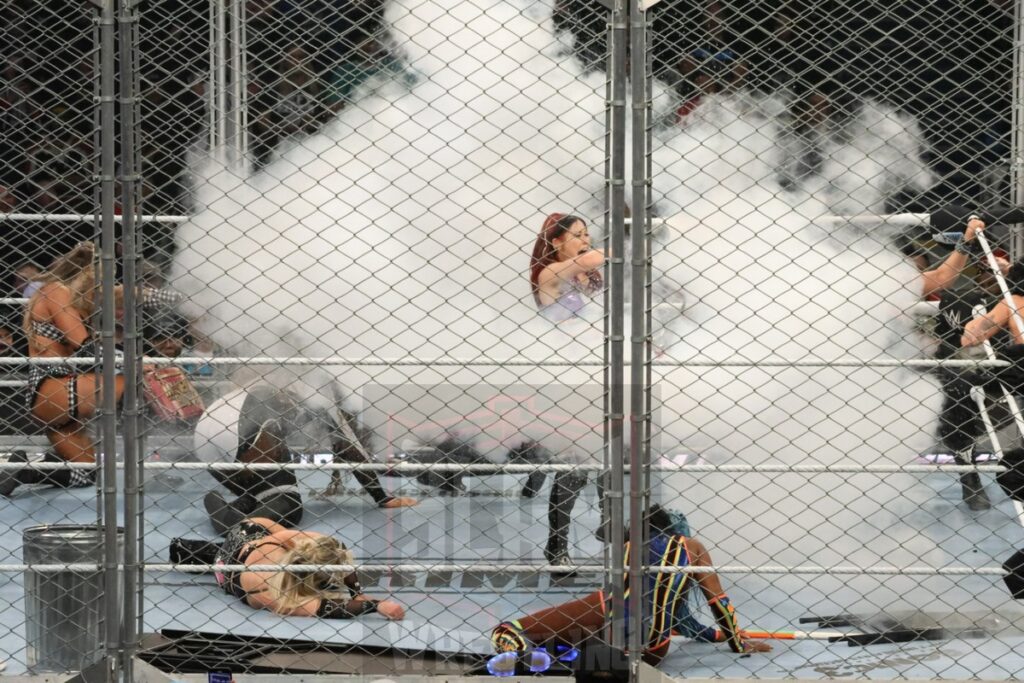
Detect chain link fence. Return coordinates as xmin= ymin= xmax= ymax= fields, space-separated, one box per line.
xmin=0 ymin=0 xmax=1022 ymax=680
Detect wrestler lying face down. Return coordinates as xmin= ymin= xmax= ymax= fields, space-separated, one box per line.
xmin=170 ymin=516 xmax=404 ymax=619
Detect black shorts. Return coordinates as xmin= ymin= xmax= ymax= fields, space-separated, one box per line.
xmin=214 ymin=520 xmax=272 ymax=600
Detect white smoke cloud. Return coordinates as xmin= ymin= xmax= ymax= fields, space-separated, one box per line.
xmin=173 ymin=0 xmax=942 ymax=569
xmin=644 ymin=94 xmax=939 ymax=570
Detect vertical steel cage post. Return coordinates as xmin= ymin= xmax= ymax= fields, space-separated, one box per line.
xmin=627 ymin=0 xmax=649 ymax=673
xmin=602 ymin=5 xmax=614 ymax=584
xmin=229 ymin=0 xmax=241 ymax=152
xmin=213 ymin=0 xmax=229 ymax=151
xmin=207 ymin=0 xmax=220 ymax=151
xmin=641 ymin=0 xmax=654 ymax=561
xmin=1011 ymin=0 xmax=1024 ymax=260
xmin=602 ymin=5 xmax=611 ymax=563
xmin=99 ymin=0 xmax=122 ymax=679
xmin=118 ymin=0 xmax=143 ymax=675
xmin=230 ymin=0 xmax=248 ymax=159
xmin=608 ymin=0 xmax=629 ymax=653
xmin=90 ymin=0 xmax=105 ymax=533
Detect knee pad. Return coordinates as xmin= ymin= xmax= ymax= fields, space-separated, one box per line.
xmin=249 ymin=469 xmax=302 ymax=526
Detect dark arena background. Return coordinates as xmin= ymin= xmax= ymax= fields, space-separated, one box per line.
xmin=0 ymin=0 xmax=1023 ymax=680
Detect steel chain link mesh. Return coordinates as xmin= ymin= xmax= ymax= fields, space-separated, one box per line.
xmin=0 ymin=0 xmax=1021 ymax=679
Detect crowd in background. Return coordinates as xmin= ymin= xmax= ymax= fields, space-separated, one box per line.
xmin=559 ymin=0 xmax=1012 ymax=207
xmin=0 ymin=0 xmax=1014 ymax=308
xmin=0 ymin=0 xmax=394 ymax=286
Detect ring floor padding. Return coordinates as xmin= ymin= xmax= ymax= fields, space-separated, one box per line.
xmin=0 ymin=456 xmax=1021 ymax=678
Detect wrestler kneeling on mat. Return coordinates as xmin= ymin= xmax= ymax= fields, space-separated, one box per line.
xmin=196 ymin=385 xmax=417 ymax=535
xmin=2 ymin=242 xmax=181 ymax=497
xmin=489 ymin=505 xmax=769 ymax=670
xmin=170 ymin=517 xmax=404 ymax=619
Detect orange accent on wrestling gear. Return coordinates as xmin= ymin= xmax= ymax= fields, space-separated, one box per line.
xmin=708 ymin=593 xmax=744 ymax=653
xmin=620 ymin=535 xmax=693 ymax=653
xmin=491 ymin=621 xmax=529 ymax=653
xmin=643 ymin=535 xmax=692 ymax=650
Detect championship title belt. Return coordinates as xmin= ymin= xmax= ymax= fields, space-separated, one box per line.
xmin=143 ymin=365 xmax=206 ymax=422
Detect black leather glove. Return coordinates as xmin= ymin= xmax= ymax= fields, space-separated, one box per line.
xmin=315 ymin=597 xmax=379 ymax=619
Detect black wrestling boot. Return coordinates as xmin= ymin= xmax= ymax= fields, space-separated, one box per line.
xmin=0 ymin=451 xmax=29 ymax=497
xmin=544 ymin=535 xmax=573 ymax=574
xmin=545 ymin=471 xmax=587 ymax=573
xmin=956 ymin=450 xmax=991 ymax=511
xmin=169 ymin=537 xmax=222 ymax=565
xmin=0 ymin=451 xmax=94 ymax=497
xmin=960 ymin=473 xmax=991 ymax=511
xmin=44 ymin=452 xmax=96 ymax=489
xmin=204 ymin=490 xmax=252 ymax=535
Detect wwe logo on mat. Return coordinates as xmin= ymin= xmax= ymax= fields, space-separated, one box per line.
xmin=361 ymin=568 xmax=600 ymax=591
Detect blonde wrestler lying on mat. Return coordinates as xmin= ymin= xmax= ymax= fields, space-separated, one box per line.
xmin=170 ymin=517 xmax=404 ymax=619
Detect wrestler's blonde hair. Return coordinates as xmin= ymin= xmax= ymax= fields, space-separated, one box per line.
xmin=23 ymin=242 xmax=100 ymax=337
xmin=271 ymin=536 xmax=356 ymax=611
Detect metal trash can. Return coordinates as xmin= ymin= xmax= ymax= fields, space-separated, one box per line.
xmin=22 ymin=525 xmax=124 ymax=672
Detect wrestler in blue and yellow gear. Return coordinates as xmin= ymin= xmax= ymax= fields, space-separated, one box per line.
xmin=489 ymin=505 xmax=769 ymax=666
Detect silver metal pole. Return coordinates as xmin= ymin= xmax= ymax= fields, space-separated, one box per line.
xmin=207 ymin=0 xmax=218 ymax=151
xmin=229 ymin=0 xmax=244 ymax=159
xmin=215 ymin=0 xmax=228 ymax=151
xmin=608 ymin=0 xmax=628 ymax=653
xmin=601 ymin=0 xmax=613 ymax=581
xmin=99 ymin=0 xmax=121 ymax=679
xmin=627 ymin=0 xmax=647 ymax=674
xmin=970 ymin=307 xmax=1024 ymax=525
xmin=90 ymin=0 xmax=105 ymax=537
xmin=971 ymin=235 xmax=1024 ymax=525
xmin=1010 ymin=0 xmax=1024 ymax=260
xmin=118 ymin=0 xmax=143 ymax=676
xmin=237 ymin=0 xmax=249 ymax=157
xmin=642 ymin=0 xmax=654 ymax=543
